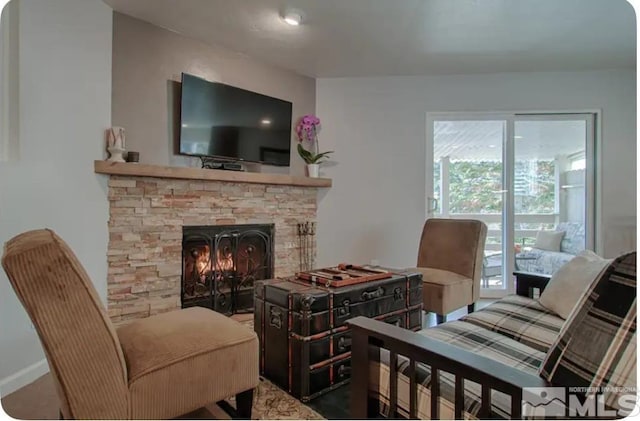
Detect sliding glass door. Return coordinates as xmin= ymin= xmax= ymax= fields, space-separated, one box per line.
xmin=427 ymin=112 xmax=595 ymax=297
xmin=429 ymin=118 xmax=508 ymax=296
xmin=512 ymin=115 xmax=594 ymax=278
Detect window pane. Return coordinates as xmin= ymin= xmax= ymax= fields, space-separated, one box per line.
xmin=433 ymin=120 xmax=505 ymax=290
xmin=514 ymin=119 xmax=587 ymax=276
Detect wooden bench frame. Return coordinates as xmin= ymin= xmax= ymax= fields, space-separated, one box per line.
xmin=347 ymin=271 xmax=552 ymax=419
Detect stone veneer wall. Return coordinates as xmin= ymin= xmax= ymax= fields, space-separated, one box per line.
xmin=106 ymin=176 xmax=317 ymax=323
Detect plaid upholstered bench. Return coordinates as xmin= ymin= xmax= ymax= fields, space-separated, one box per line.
xmin=348 ymin=252 xmax=636 ymax=419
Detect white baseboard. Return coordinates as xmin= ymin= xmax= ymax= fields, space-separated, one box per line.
xmin=0 ymin=359 xmax=49 ymax=397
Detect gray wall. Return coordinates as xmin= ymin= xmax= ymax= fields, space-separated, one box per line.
xmin=316 ymin=70 xmax=636 ymax=269
xmin=112 ymin=13 xmax=316 ymax=176
xmin=0 ymin=0 xmax=112 ymax=395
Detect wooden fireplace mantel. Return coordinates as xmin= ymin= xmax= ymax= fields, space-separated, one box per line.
xmin=94 ymin=161 xmax=332 ymax=188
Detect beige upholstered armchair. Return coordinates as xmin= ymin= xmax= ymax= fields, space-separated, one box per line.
xmin=2 ymin=229 xmax=258 ymax=419
xmin=412 ymin=218 xmax=487 ymax=324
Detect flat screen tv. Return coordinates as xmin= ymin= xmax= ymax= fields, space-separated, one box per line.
xmin=179 ymin=73 xmax=293 ymax=166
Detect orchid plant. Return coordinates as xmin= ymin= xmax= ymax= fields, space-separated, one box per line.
xmin=295 ymin=115 xmax=333 ymax=164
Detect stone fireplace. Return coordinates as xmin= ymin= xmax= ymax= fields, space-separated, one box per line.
xmin=182 ymin=224 xmax=274 ymax=314
xmin=99 ymin=163 xmax=328 ymax=324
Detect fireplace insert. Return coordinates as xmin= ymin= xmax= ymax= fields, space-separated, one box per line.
xmin=182 ymin=224 xmax=274 ymax=314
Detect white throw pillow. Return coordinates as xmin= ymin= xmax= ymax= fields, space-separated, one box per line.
xmin=534 ymin=230 xmax=565 ymax=252
xmin=538 ymin=250 xmax=611 ymax=319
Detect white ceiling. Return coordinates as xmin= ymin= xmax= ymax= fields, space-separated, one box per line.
xmin=103 ymin=0 xmax=636 ymax=78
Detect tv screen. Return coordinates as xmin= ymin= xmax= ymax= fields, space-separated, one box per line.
xmin=179 ymin=73 xmax=292 ymax=166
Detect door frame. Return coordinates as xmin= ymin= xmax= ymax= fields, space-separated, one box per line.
xmin=426 ymin=110 xmax=601 ymax=297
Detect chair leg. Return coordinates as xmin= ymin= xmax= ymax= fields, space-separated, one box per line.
xmin=236 ymin=388 xmax=254 ymax=419
xmin=367 ymin=397 xmax=380 ymax=418
xmin=436 ymin=314 xmax=446 ymax=324
xmin=468 ymin=303 xmax=476 ymax=314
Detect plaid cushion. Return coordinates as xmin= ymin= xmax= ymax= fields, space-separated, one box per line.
xmin=539 ymin=251 xmax=637 ymax=412
xmin=460 ymin=295 xmax=565 ymax=352
xmin=371 ymin=320 xmax=546 ymax=419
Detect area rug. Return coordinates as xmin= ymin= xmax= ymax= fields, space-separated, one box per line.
xmin=227 ymin=316 xmax=325 ymax=420
xmin=230 ymin=377 xmax=324 ymax=420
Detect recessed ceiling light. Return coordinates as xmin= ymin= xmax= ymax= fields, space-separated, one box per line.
xmin=488 ymin=144 xmax=497 ymax=148
xmin=261 ymin=119 xmax=272 ymax=125
xmin=514 ymin=135 xmax=524 ymax=139
xmin=283 ymin=12 xmax=301 ymax=26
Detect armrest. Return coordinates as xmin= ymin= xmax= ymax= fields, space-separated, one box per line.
xmin=514 ymin=271 xmax=551 ymax=297
xmin=347 ymin=316 xmax=547 ymax=419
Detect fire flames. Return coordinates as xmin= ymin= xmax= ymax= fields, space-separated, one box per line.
xmin=194 ymin=246 xmax=210 ymax=281
xmin=190 ymin=245 xmax=234 ymax=282
xmin=215 ymin=246 xmax=234 ymax=272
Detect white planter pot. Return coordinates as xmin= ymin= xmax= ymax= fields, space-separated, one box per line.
xmin=306 ymin=164 xmax=320 ymax=178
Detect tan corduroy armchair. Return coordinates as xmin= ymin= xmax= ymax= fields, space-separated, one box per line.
xmin=412 ymin=218 xmax=487 ymax=324
xmin=2 ymin=229 xmax=259 ymax=420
